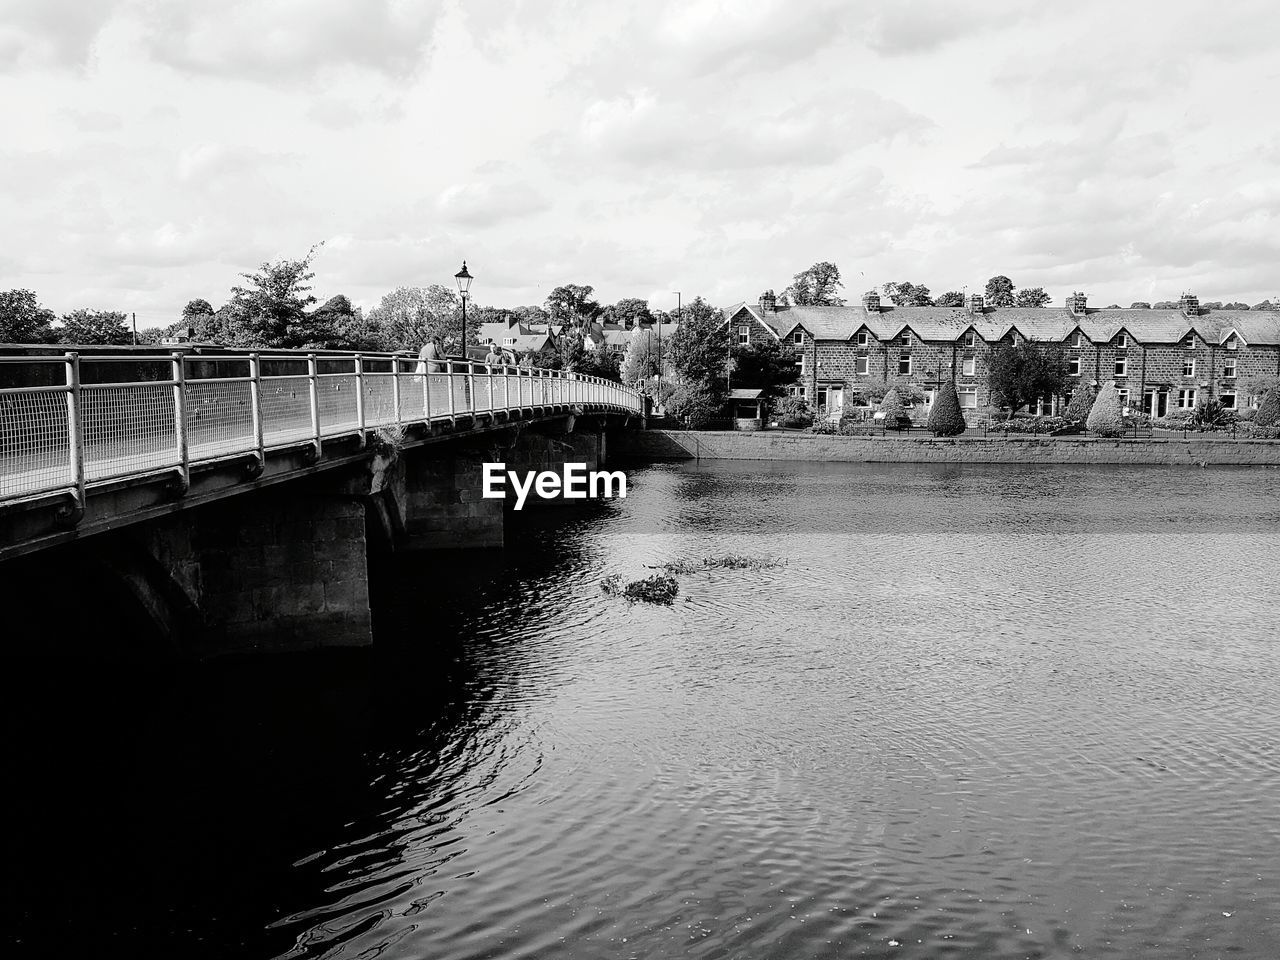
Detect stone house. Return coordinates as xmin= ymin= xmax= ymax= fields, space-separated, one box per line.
xmin=724 ymin=291 xmax=1280 ymax=420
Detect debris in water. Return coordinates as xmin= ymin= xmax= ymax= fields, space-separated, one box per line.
xmin=601 ymin=573 xmax=679 ymax=605
xmin=653 ymin=555 xmax=784 ymax=575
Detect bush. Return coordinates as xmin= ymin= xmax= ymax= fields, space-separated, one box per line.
xmin=926 ymin=381 xmax=967 ymax=436
xmin=1240 ymin=423 xmax=1280 ymax=439
xmin=878 ymin=386 xmax=906 ymax=422
xmin=992 ymin=415 xmax=1071 ymax=434
xmin=771 ymin=395 xmax=813 ymax=428
xmin=1063 ymin=383 xmax=1096 ymax=422
xmin=666 ymin=381 xmax=722 ymax=428
xmin=1189 ymin=398 xmax=1236 ymax=431
xmin=1255 ymin=390 xmax=1280 ymax=427
xmin=1086 ymin=382 xmax=1125 ymax=437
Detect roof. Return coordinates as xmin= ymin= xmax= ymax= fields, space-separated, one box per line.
xmin=726 ymin=302 xmax=1275 ymax=346
xmin=727 ymin=388 xmax=763 ymax=400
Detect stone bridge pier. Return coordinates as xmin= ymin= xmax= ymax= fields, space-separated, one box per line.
xmin=7 ymin=418 xmax=617 ymax=658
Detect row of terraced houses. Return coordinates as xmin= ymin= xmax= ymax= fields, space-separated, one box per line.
xmin=724 ymin=291 xmax=1280 ymax=420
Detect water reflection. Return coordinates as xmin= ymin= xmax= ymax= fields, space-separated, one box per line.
xmin=4 ymin=462 xmax=1280 ymax=959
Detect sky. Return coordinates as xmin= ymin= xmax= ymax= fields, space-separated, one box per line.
xmin=2 ymin=0 xmax=1279 ymax=330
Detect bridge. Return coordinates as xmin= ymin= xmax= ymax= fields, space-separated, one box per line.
xmin=1 ymin=349 xmax=642 ymax=655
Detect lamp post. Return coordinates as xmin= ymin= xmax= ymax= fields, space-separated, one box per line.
xmin=454 ymin=260 xmax=473 ymax=358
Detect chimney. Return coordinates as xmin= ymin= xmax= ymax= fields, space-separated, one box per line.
xmin=967 ymin=294 xmax=984 ymax=315
xmin=1066 ymin=291 xmax=1088 ymax=317
xmin=862 ymin=290 xmax=881 ymax=313
xmin=1179 ymin=292 xmax=1200 ymax=317
xmin=758 ymin=290 xmax=777 ymax=313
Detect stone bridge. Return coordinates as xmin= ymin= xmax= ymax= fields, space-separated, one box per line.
xmin=0 ymin=349 xmax=642 ymax=656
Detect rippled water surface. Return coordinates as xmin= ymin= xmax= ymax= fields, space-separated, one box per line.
xmin=6 ymin=461 xmax=1280 ymax=959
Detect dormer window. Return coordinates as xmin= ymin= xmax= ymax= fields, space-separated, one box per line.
xmin=1225 ymin=336 xmax=1239 ymax=351
xmin=899 ymin=331 xmax=911 ymax=346
xmin=1184 ymin=337 xmax=1196 ymax=350
xmin=856 ymin=331 xmax=869 ymax=347
xmin=1116 ymin=333 xmax=1129 ymax=349
xmin=792 ymin=331 xmax=804 ymax=345
xmin=1071 ymin=332 xmax=1085 ymax=349
xmin=964 ymin=331 xmax=977 ymax=348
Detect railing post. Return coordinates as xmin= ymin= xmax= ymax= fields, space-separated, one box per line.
xmin=307 ymin=353 xmax=321 ymax=458
xmin=392 ymin=356 xmax=403 ymax=427
xmin=354 ymin=354 xmax=366 ymax=446
xmin=447 ymin=360 xmax=457 ymax=421
xmin=488 ymin=364 xmax=495 ymax=414
xmin=249 ymin=353 xmax=264 ymax=465
xmin=171 ymin=352 xmax=190 ymax=494
xmin=64 ymin=352 xmax=85 ymax=519
xmin=468 ymin=362 xmax=477 ymax=415
xmin=423 ymin=356 xmax=432 ymax=422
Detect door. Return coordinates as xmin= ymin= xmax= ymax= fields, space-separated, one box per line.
xmin=827 ymin=387 xmax=844 ymax=421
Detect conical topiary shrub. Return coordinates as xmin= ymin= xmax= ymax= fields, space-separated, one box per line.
xmin=927 ymin=381 xmax=967 ymax=436
xmin=1086 ymin=381 xmax=1125 ymax=437
xmin=1064 ymin=382 xmax=1096 ymax=422
xmin=1255 ymin=390 xmax=1280 ymax=427
xmin=878 ymin=386 xmax=906 ymax=421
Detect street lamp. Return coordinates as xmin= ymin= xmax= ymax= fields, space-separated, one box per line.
xmin=454 ymin=260 xmax=473 ymax=357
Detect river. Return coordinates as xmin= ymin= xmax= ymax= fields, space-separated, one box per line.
xmin=4 ymin=461 xmax=1280 ymax=958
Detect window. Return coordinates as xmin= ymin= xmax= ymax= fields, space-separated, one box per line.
xmin=962 ymin=356 xmax=976 ymax=376
xmin=1225 ymin=336 xmax=1239 ymax=351
xmin=1114 ymin=357 xmax=1127 ymax=377
xmin=855 ymin=356 xmax=869 ymax=376
xmin=924 ymin=390 xmax=936 ymax=407
xmin=856 ymin=331 xmax=869 ymax=347
xmin=816 ymin=387 xmax=829 ymax=408
xmin=958 ymin=388 xmax=978 ymax=409
xmin=1116 ymin=333 xmax=1128 ymax=349
xmin=737 ymin=325 xmax=750 ymax=345
xmin=899 ymin=331 xmax=911 ymax=345
xmin=503 ymin=337 xmax=516 ymax=345
xmin=964 ymin=331 xmax=977 ymax=348
xmin=1071 ymin=332 xmax=1085 ymax=348
xmin=1178 ymin=389 xmax=1197 ymax=409
xmin=898 ymin=355 xmax=912 ymax=376
xmin=1068 ymin=357 xmax=1081 ymax=376
xmin=1182 ymin=358 xmax=1195 ymax=377
xmin=1220 ymin=393 xmax=1237 ymax=410
xmin=793 ymin=331 xmax=804 ymax=345
xmin=1185 ymin=337 xmax=1196 ymax=350
xmin=1223 ymin=358 xmax=1237 ymax=379
xmin=1117 ymin=388 xmax=1130 ymax=408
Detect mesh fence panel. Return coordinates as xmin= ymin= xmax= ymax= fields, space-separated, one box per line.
xmin=259 ymin=376 xmax=313 ymax=446
xmin=82 ymin=384 xmax=178 ymax=481
xmin=317 ymin=375 xmax=359 ymax=438
xmin=363 ymin=374 xmax=397 ymax=429
xmin=187 ymin=380 xmax=253 ymax=460
xmin=0 ymin=390 xmax=71 ymax=497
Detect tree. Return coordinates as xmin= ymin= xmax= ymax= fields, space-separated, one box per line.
xmin=182 ymin=298 xmax=214 ymax=324
xmin=225 ymin=246 xmax=322 ymax=348
xmin=0 ymin=289 xmax=57 ymax=343
xmin=878 ymin=386 xmax=906 ymax=421
xmin=1063 ymin=382 xmax=1096 ymax=422
xmin=620 ymin=329 xmax=661 ymax=384
xmin=984 ymin=276 xmax=1015 ymax=307
xmin=1222 ymin=302 xmax=1251 ymax=310
xmin=666 ymin=380 xmax=721 ymax=428
xmin=927 ymin=380 xmax=966 ymax=436
xmin=1130 ymin=302 xmax=1152 ymax=309
xmin=59 ymin=309 xmax=131 ymax=345
xmin=1252 ymin=300 xmax=1277 ymax=311
xmin=1104 ymin=304 xmax=1121 ymax=309
xmin=881 ymin=281 xmax=933 ymax=307
xmin=578 ymin=349 xmax=621 ymax=382
xmin=986 ymin=340 xmax=1067 ymax=413
xmin=1254 ymin=390 xmax=1280 ymax=427
xmin=545 ymin=284 xmax=601 ymax=324
xmin=366 ymin=285 xmax=460 ymax=353
xmin=602 ymin=297 xmax=653 ymax=329
xmin=308 ymin=294 xmax=376 ymax=350
xmin=849 ymin=375 xmax=924 ymax=406
xmin=665 ymin=297 xmax=728 ymax=398
xmin=730 ymin=338 xmax=800 ymax=403
xmin=1086 ymin=382 xmax=1125 ymax=437
xmin=1015 ymin=287 xmax=1051 ymax=308
xmin=785 ymin=261 xmax=845 ymax=306
xmin=1151 ymin=301 xmax=1176 ymax=309
xmin=935 ymin=290 xmax=965 ymax=307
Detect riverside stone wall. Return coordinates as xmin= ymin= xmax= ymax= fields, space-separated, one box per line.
xmin=615 ymin=430 xmax=1280 ymax=466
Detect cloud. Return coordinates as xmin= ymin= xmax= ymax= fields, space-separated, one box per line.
xmin=435 ymin=181 xmax=551 ymax=227
xmin=0 ymin=0 xmax=124 ymax=70
xmin=137 ymin=0 xmax=444 ymax=82
xmin=578 ymin=87 xmax=934 ymax=170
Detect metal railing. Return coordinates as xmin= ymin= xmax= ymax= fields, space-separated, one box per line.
xmin=0 ymin=351 xmax=641 ymax=506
